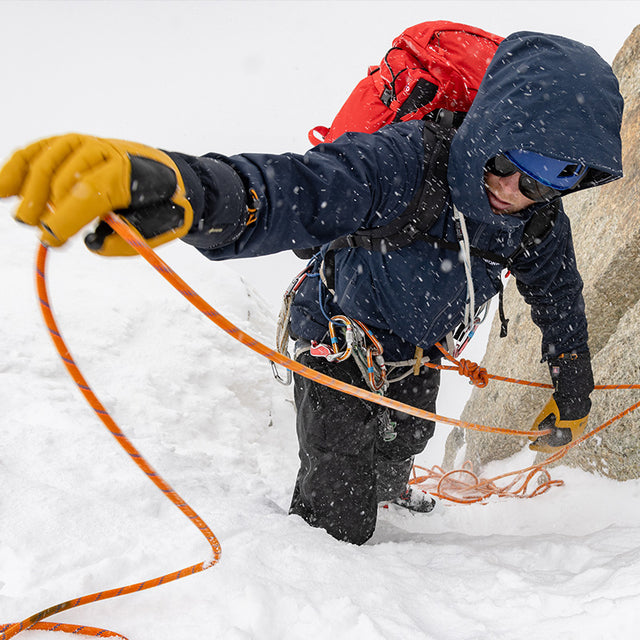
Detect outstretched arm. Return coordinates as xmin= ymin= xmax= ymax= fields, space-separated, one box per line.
xmin=0 ymin=122 xmax=426 ymax=260
xmin=173 ymin=122 xmax=426 ymax=259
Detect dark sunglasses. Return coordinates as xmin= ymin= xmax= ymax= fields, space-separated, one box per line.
xmin=486 ymin=155 xmax=562 ymax=202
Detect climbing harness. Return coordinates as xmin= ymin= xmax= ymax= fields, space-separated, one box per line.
xmin=4 ymin=213 xmax=640 ymax=640
xmin=274 ymin=237 xmax=492 ymax=394
xmin=274 ymin=255 xmax=392 ymax=393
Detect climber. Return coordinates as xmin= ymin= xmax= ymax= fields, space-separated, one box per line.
xmin=0 ymin=31 xmax=623 ymax=544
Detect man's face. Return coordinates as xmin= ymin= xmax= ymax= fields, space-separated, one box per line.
xmin=484 ymin=170 xmax=536 ymax=215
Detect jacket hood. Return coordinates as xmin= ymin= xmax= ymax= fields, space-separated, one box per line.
xmin=448 ymin=31 xmax=624 ymax=228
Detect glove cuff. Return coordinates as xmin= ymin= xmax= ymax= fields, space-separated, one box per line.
xmin=548 ymin=351 xmax=593 ymax=420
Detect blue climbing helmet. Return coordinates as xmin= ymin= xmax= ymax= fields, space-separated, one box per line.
xmin=486 ymin=149 xmax=589 ymax=201
xmin=504 ymin=149 xmax=588 ymax=191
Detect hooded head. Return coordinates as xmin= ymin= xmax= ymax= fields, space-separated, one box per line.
xmin=448 ymin=31 xmax=624 ymax=227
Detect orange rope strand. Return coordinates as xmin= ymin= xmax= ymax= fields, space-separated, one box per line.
xmin=0 ymin=244 xmax=221 ymax=640
xmin=409 ymin=462 xmax=565 ymax=504
xmin=100 ymin=215 xmax=548 ymax=439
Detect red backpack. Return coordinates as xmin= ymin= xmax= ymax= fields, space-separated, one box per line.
xmin=308 ymin=21 xmax=503 ymax=146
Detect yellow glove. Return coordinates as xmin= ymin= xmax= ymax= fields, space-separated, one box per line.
xmin=529 ymin=397 xmax=589 ymax=453
xmin=0 ymin=133 xmax=193 ymax=256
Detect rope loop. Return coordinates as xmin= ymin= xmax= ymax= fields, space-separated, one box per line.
xmin=410 ymin=462 xmax=566 ymax=503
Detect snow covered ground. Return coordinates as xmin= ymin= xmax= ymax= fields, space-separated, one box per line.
xmin=3 ymin=2 xmax=640 ymax=639
xmin=4 ymin=215 xmax=640 ymax=640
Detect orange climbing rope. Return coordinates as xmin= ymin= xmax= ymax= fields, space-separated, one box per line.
xmin=94 ymin=215 xmax=549 ymax=440
xmin=3 ymin=212 xmax=639 ymax=639
xmin=409 ymin=462 xmax=564 ymax=503
xmin=1 ymin=242 xmax=222 ymax=640
xmin=409 ymin=346 xmax=640 ymax=503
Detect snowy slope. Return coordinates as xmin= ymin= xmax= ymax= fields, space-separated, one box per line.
xmin=3 ymin=2 xmax=640 ymax=639
xmin=4 ymin=210 xmax=640 ymax=640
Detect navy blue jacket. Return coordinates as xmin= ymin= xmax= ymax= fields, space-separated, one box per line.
xmin=171 ymin=32 xmax=623 ymax=362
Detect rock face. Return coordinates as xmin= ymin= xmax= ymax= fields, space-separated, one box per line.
xmin=443 ymin=26 xmax=640 ymax=479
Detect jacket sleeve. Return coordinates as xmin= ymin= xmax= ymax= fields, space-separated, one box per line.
xmin=167 ymin=122 xmax=426 ymax=259
xmin=509 ymin=204 xmax=589 ymax=361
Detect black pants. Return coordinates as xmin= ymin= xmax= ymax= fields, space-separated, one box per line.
xmin=290 ymin=352 xmax=440 ymax=545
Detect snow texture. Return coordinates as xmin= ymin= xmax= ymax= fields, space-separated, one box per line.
xmin=2 ymin=2 xmax=640 ymax=639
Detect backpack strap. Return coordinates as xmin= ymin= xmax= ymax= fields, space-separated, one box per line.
xmin=327 ymin=110 xmax=456 ymax=253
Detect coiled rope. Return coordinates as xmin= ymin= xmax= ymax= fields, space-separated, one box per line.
xmin=3 ymin=212 xmax=639 ymax=638
xmin=409 ymin=347 xmax=640 ymax=503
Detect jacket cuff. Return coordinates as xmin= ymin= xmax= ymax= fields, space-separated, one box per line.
xmin=168 ymin=152 xmax=248 ymax=250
